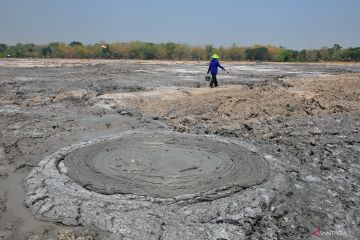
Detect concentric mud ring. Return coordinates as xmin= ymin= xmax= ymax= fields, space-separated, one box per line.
xmin=60 ymin=131 xmax=269 ymax=200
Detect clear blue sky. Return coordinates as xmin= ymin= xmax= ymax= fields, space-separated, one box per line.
xmin=1 ymin=0 xmax=359 ymax=49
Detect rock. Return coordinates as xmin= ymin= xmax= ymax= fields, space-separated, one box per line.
xmin=309 ymin=127 xmax=322 ymax=135
xmin=180 ymin=117 xmax=194 ymax=125
xmin=244 ymin=123 xmax=254 ymax=131
xmin=309 ymin=139 xmax=317 ymax=146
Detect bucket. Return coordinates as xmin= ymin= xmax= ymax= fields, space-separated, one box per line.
xmin=205 ymin=74 xmax=211 ymax=81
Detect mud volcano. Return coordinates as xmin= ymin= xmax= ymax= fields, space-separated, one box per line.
xmin=25 ymin=130 xmax=281 ymax=239
xmin=62 ymin=131 xmax=269 ymax=200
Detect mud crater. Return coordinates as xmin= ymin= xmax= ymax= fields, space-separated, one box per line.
xmin=61 ymin=131 xmax=269 ymax=199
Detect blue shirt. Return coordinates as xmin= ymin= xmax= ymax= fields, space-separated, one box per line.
xmin=207 ymin=59 xmax=225 ymax=75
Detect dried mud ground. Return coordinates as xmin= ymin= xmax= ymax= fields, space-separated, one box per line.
xmin=0 ymin=59 xmax=359 ymax=240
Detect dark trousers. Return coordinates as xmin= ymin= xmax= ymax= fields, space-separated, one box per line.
xmin=210 ymin=73 xmax=218 ymax=87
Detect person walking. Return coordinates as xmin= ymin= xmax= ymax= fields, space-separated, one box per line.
xmin=207 ymin=54 xmax=228 ymax=88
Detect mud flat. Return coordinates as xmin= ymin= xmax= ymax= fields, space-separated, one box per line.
xmin=0 ymin=59 xmax=359 ymax=239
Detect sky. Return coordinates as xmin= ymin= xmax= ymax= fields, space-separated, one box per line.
xmin=1 ymin=0 xmax=359 ymax=50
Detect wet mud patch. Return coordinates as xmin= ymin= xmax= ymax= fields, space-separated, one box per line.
xmin=24 ymin=130 xmax=284 ymax=239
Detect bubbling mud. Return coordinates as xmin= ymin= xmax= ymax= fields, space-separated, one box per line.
xmin=62 ymin=131 xmax=269 ymax=199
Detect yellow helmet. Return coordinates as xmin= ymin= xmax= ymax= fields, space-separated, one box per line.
xmin=211 ymin=54 xmax=219 ymax=59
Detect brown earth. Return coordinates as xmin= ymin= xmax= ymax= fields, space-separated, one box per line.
xmin=101 ymin=73 xmax=360 ymax=134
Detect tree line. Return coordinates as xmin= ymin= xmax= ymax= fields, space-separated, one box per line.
xmin=0 ymin=41 xmax=359 ymax=62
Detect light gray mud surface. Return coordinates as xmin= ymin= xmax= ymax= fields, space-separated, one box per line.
xmin=0 ymin=59 xmax=359 ymax=239
xmin=62 ymin=131 xmax=269 ymax=198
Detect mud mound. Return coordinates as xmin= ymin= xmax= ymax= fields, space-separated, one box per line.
xmin=24 ymin=130 xmax=283 ymax=239
xmin=62 ymin=131 xmax=268 ymax=199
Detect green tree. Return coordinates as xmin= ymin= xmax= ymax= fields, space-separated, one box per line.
xmin=142 ymin=43 xmax=158 ymax=60
xmin=164 ymin=42 xmax=176 ymax=59
xmin=205 ymin=45 xmax=214 ymax=59
xmin=47 ymin=42 xmax=60 ymax=57
xmin=245 ymin=47 xmax=269 ymax=61
xmin=298 ymin=50 xmax=306 ymax=61
xmin=69 ymin=41 xmax=83 ymax=47
xmin=304 ymin=50 xmax=320 ymax=62
xmin=218 ymin=47 xmax=226 ymax=59
xmin=332 ymin=44 xmax=342 ymax=51
xmin=0 ymin=44 xmax=7 ymax=52
xmin=41 ymin=46 xmax=52 ymax=58
xmin=174 ymin=44 xmax=190 ymax=60
xmin=226 ymin=46 xmax=244 ymax=60
xmin=190 ymin=47 xmax=206 ymax=60
xmin=281 ymin=50 xmax=299 ymax=62
xmin=339 ymin=47 xmax=360 ymax=61
xmin=329 ymin=44 xmax=342 ymax=61
xmin=100 ymin=44 xmax=112 ymax=58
